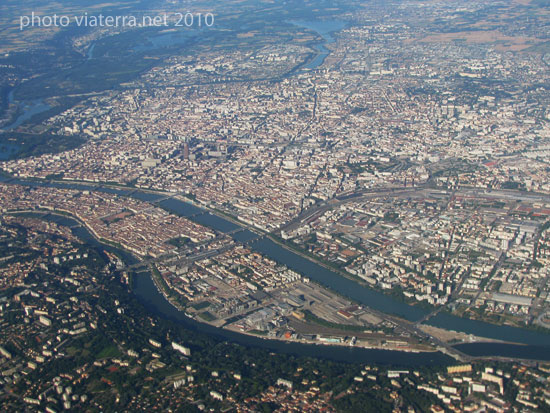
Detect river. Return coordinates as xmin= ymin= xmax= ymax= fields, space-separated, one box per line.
xmin=2 ymin=20 xmax=549 ymax=360
xmin=290 ymin=20 xmax=346 ymax=70
xmin=19 ymin=211 xmax=452 ymax=366
xmin=2 ymin=177 xmax=550 ymax=360
xmin=1 ymin=92 xmax=52 ymax=131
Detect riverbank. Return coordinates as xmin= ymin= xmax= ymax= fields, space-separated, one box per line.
xmin=11 ymin=209 xmax=450 ymax=361
xmin=1 ymin=176 xmax=549 ymax=356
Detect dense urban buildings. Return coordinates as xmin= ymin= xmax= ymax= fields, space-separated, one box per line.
xmin=1 ymin=0 xmax=550 ymax=411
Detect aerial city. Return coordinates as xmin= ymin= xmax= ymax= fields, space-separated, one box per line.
xmin=1 ymin=0 xmax=550 ymax=411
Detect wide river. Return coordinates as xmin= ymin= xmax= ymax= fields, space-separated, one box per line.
xmin=3 ymin=20 xmax=549 ymax=363
xmin=2 ymin=89 xmax=51 ymax=132
xmin=18 ymin=211 xmax=451 ymax=366
xmin=290 ymin=20 xmax=346 ymax=70
xmin=3 ymin=176 xmax=550 ymax=362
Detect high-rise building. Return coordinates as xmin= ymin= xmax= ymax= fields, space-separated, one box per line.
xmin=183 ymin=142 xmax=190 ymax=160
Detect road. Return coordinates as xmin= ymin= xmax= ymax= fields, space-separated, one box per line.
xmin=278 ymin=185 xmax=427 ymax=234
xmin=4 ymin=175 xmax=550 ymax=362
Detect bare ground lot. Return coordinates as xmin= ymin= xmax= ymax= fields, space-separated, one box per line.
xmin=413 ymin=30 xmax=541 ymax=52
